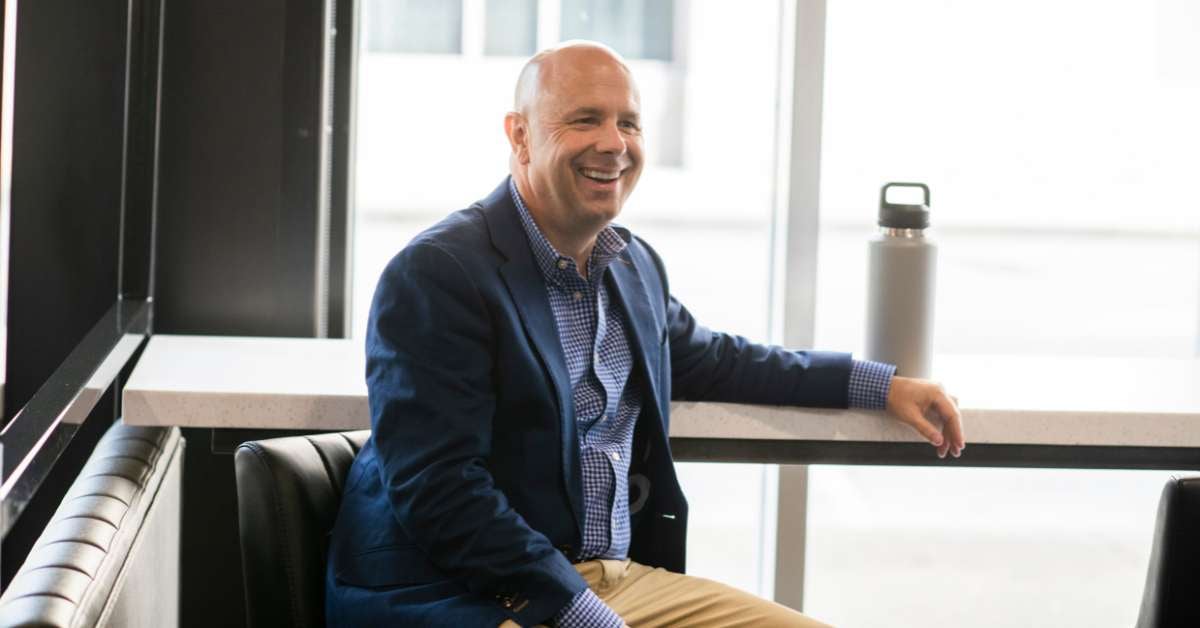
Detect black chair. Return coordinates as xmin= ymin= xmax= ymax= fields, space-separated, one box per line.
xmin=233 ymin=430 xmax=369 ymax=628
xmin=1136 ymin=476 xmax=1200 ymax=627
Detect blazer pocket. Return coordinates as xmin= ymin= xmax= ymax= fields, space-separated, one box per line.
xmin=335 ymin=543 xmax=450 ymax=588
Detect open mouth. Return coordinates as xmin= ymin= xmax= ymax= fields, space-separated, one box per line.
xmin=578 ymin=167 xmax=622 ymax=184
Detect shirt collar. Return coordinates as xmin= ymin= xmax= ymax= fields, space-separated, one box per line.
xmin=509 ymin=177 xmax=627 ymax=286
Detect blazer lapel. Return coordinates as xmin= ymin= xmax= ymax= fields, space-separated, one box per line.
xmin=607 ymin=246 xmax=663 ymax=414
xmin=498 ymin=262 xmax=575 ymax=425
xmin=480 ymin=180 xmax=583 ymax=531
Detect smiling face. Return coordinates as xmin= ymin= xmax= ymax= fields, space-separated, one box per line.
xmin=506 ymin=44 xmax=643 ymax=239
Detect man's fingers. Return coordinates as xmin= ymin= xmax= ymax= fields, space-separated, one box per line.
xmin=934 ymin=393 xmax=966 ymax=453
xmin=945 ymin=424 xmax=961 ymax=458
xmin=902 ymin=407 xmax=944 ymax=448
xmin=945 ymin=412 xmax=965 ymax=457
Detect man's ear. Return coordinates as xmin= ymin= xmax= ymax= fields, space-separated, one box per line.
xmin=504 ymin=112 xmax=531 ymax=165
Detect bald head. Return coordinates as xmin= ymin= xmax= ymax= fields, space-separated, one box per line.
xmin=513 ymin=41 xmax=635 ymax=116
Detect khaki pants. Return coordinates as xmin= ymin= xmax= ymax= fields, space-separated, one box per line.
xmin=501 ymin=559 xmax=831 ymax=627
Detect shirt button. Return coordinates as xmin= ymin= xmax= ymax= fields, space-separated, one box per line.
xmin=557 ymin=259 xmax=568 ymax=270
xmin=611 ymin=452 xmax=620 ymax=461
xmin=573 ymin=291 xmax=582 ymax=301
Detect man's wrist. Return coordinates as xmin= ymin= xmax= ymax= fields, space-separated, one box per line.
xmin=848 ymin=359 xmax=896 ymax=410
xmin=553 ymin=587 xmax=623 ymax=628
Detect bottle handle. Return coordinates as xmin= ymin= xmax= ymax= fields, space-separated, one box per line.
xmin=880 ymin=182 xmax=930 ymax=207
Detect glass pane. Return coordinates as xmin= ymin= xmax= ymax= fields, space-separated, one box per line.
xmin=675 ymin=462 xmax=773 ymax=596
xmin=816 ymin=0 xmax=1200 ymax=357
xmin=560 ymin=0 xmax=674 ymax=61
xmin=354 ymin=1 xmax=784 ymax=598
xmin=807 ymin=466 xmax=1179 ymax=627
xmin=485 ymin=0 xmax=538 ymax=57
xmin=364 ymin=0 xmax=463 ymax=54
xmin=809 ymin=1 xmax=1200 ymax=625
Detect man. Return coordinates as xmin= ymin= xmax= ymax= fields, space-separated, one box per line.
xmin=326 ymin=41 xmax=965 ymax=627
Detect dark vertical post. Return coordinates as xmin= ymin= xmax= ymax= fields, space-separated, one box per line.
xmin=282 ymin=0 xmax=331 ymax=338
xmin=327 ymin=0 xmax=358 ymax=339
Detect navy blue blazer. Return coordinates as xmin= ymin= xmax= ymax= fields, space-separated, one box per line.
xmin=325 ymin=179 xmax=854 ymax=627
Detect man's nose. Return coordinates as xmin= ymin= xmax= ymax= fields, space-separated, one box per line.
xmin=594 ymin=120 xmax=627 ymax=156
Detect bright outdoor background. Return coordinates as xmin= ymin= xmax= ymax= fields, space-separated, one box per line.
xmin=351 ymin=1 xmax=1200 ymax=626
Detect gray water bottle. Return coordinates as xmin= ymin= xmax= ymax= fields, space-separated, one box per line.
xmin=865 ymin=182 xmax=937 ymax=378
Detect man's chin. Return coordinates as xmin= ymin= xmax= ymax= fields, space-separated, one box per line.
xmin=582 ymin=202 xmax=623 ymax=227
xmin=581 ymin=190 xmax=629 ymax=218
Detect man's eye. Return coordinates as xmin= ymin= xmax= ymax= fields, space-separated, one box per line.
xmin=620 ymin=121 xmax=641 ymax=130
xmin=572 ymin=117 xmax=597 ymax=125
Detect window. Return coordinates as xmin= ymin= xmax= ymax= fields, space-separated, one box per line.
xmin=559 ymin=0 xmax=674 ymax=61
xmin=815 ymin=0 xmax=1200 ymax=358
xmin=484 ymin=0 xmax=538 ymax=57
xmin=365 ymin=0 xmax=463 ymax=54
xmin=805 ymin=1 xmax=1200 ymax=625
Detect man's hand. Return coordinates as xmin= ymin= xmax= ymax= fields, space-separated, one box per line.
xmin=885 ymin=376 xmax=965 ymax=458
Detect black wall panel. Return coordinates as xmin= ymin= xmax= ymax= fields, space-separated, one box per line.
xmin=156 ymin=0 xmax=324 ymax=337
xmin=4 ymin=0 xmax=127 ymax=422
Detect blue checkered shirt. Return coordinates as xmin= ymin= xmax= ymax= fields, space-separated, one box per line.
xmin=509 ymin=179 xmax=896 ymax=627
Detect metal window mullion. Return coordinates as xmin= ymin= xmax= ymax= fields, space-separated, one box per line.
xmin=462 ymin=0 xmax=486 ymax=58
xmin=314 ymin=0 xmax=337 ymax=338
xmin=328 ymin=0 xmax=360 ymax=339
xmin=281 ymin=0 xmax=333 ymax=339
xmin=767 ymin=0 xmax=828 ymax=613
xmin=1 ymin=0 xmax=18 ymax=418
xmin=536 ymin=0 xmax=561 ymax=49
xmin=118 ymin=0 xmax=165 ymax=305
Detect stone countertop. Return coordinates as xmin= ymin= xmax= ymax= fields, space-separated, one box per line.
xmin=122 ymin=335 xmax=1200 ymax=447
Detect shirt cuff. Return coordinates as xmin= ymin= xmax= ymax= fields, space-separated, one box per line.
xmin=553 ymin=588 xmax=623 ymax=628
xmin=848 ymin=359 xmax=896 ymax=410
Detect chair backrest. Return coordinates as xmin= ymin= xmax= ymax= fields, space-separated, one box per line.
xmin=233 ymin=430 xmax=369 ymax=628
xmin=1137 ymin=476 xmax=1200 ymax=628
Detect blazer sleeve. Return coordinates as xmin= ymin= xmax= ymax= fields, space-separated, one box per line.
xmin=365 ymin=242 xmax=586 ymax=624
xmin=635 ymin=238 xmax=853 ymax=407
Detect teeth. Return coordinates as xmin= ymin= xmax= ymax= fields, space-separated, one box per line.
xmin=580 ymin=168 xmax=619 ymax=181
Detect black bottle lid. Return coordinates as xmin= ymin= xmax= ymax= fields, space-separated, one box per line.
xmin=878 ymin=182 xmax=930 ymax=229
